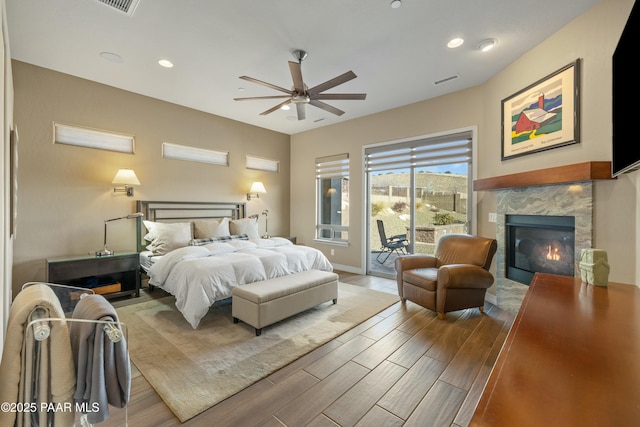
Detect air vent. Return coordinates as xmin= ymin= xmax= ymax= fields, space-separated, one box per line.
xmin=96 ymin=0 xmax=140 ymax=16
xmin=434 ymin=74 xmax=460 ymax=85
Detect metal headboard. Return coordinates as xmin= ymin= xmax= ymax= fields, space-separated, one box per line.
xmin=135 ymin=200 xmax=247 ymax=253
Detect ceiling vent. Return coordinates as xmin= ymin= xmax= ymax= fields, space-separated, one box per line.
xmin=96 ymin=0 xmax=140 ymax=16
xmin=434 ymin=74 xmax=460 ymax=85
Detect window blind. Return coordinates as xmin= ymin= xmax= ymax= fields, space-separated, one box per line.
xmin=315 ymin=153 xmax=349 ymax=178
xmin=54 ymin=122 xmax=135 ymax=154
xmin=364 ymin=131 xmax=472 ymax=173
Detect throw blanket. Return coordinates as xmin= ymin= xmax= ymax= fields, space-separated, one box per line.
xmin=0 ymin=284 xmax=76 ymax=427
xmin=70 ymin=294 xmax=131 ymax=425
xmin=149 ymin=238 xmax=333 ymax=328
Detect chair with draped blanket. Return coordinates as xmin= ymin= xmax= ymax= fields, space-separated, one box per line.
xmin=0 ymin=284 xmax=76 ymax=427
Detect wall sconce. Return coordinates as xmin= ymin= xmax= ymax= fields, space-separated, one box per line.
xmin=96 ymin=212 xmax=144 ymax=257
xmin=112 ymin=169 xmax=140 ymax=197
xmin=247 ymin=181 xmax=266 ymax=200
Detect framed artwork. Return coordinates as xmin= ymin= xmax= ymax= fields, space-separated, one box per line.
xmin=501 ymin=59 xmax=580 ymax=160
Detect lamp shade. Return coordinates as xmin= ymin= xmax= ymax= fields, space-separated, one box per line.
xmin=112 ymin=169 xmax=141 ymax=186
xmin=249 ymin=181 xmax=267 ymax=194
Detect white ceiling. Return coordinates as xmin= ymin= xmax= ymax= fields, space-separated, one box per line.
xmin=6 ymin=0 xmax=599 ymax=135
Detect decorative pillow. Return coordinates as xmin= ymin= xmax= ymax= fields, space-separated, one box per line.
xmin=192 ymin=217 xmax=230 ymax=239
xmin=190 ymin=234 xmax=249 ymax=246
xmin=143 ymin=221 xmax=192 ymax=255
xmin=229 ymin=216 xmax=260 ymax=240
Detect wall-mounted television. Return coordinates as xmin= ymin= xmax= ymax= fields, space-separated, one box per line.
xmin=612 ymin=0 xmax=640 ymax=177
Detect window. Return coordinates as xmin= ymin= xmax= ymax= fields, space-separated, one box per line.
xmin=54 ymin=122 xmax=135 ymax=153
xmin=315 ymin=154 xmax=349 ymax=244
xmin=365 ymin=130 xmax=474 ymax=275
xmin=162 ymin=142 xmax=228 ymax=166
xmin=245 ymin=155 xmax=279 ymax=172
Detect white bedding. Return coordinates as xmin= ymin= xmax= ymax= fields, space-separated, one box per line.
xmin=147 ymin=237 xmax=333 ymax=328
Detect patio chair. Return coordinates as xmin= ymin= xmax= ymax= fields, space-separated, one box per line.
xmin=376 ymin=220 xmax=409 ymax=263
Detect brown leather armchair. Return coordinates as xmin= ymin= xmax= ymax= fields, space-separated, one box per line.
xmin=395 ymin=234 xmax=497 ymax=319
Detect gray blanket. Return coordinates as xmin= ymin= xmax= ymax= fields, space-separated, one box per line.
xmin=69 ymin=294 xmax=130 ymax=424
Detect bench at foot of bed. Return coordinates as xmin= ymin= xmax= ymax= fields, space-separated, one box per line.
xmin=232 ymin=269 xmax=339 ymax=336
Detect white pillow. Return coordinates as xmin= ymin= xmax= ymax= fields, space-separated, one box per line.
xmin=193 ymin=217 xmax=230 ymax=239
xmin=229 ymin=216 xmax=260 ymax=240
xmin=143 ymin=221 xmax=192 ymax=255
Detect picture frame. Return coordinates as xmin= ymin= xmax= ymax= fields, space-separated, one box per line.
xmin=501 ymin=59 xmax=580 ymax=160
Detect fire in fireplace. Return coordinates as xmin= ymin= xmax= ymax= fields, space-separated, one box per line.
xmin=505 ymin=214 xmax=576 ymax=285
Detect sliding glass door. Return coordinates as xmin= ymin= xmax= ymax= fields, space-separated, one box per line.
xmin=366 ymin=131 xmax=473 ymax=278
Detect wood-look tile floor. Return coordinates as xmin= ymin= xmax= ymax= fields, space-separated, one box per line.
xmin=105 ymin=272 xmax=516 ymax=427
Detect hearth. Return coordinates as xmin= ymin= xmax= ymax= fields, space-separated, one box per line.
xmin=506 ymin=214 xmax=575 ymax=285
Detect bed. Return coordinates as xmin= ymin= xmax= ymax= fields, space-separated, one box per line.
xmin=135 ymin=201 xmax=333 ymax=328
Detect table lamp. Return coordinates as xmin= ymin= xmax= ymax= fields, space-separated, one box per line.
xmin=96 ymin=212 xmax=144 ymax=257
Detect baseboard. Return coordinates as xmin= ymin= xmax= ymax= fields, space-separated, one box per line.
xmin=485 ymin=292 xmax=497 ymax=305
xmin=330 ymin=263 xmax=364 ymax=275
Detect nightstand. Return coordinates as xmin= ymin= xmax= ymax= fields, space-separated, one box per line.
xmin=46 ymin=252 xmax=140 ymax=298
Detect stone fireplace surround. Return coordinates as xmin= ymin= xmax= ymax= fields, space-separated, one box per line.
xmin=473 ymin=162 xmax=613 ymax=313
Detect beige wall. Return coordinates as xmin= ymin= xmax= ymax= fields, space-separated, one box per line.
xmin=291 ymin=0 xmax=638 ymax=285
xmin=11 ymin=61 xmax=290 ymax=296
xmin=291 ymin=86 xmax=484 ymax=270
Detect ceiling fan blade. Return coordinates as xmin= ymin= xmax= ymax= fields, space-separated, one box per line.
xmin=307 ymin=71 xmax=357 ymax=95
xmin=313 ymin=93 xmax=367 ymax=100
xmin=288 ymin=61 xmax=305 ymax=94
xmin=239 ymin=76 xmax=292 ymax=95
xmin=234 ymin=95 xmax=292 ymax=101
xmin=260 ymin=99 xmax=292 ymax=115
xmin=296 ymin=103 xmax=306 ymax=120
xmin=309 ymin=99 xmax=345 ymax=116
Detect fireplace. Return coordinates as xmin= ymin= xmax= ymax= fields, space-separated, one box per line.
xmin=473 ymin=163 xmax=610 ymax=313
xmin=506 ymin=215 xmax=575 ymax=285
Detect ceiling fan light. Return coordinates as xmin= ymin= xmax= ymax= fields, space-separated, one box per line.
xmin=281 ymin=105 xmax=290 ymax=110
xmin=292 ymin=94 xmax=310 ymax=104
xmin=478 ymin=39 xmax=497 ymax=52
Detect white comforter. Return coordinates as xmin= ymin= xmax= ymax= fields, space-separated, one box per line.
xmin=148 ymin=238 xmax=333 ymax=328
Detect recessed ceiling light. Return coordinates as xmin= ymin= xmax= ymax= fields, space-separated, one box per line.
xmin=100 ymin=52 xmax=123 ymax=63
xmin=447 ymin=38 xmax=464 ymax=49
xmin=281 ymin=105 xmax=291 ymax=110
xmin=390 ymin=0 xmax=402 ymax=8
xmin=158 ymin=59 xmax=174 ymax=68
xmin=478 ymin=39 xmax=497 ymax=52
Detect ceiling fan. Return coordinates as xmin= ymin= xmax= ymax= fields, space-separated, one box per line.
xmin=234 ymin=50 xmax=367 ymax=121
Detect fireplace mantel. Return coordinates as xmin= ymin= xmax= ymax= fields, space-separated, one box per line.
xmin=473 ymin=161 xmax=613 ymax=191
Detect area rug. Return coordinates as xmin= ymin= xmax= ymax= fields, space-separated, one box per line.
xmin=116 ymin=282 xmax=399 ymax=422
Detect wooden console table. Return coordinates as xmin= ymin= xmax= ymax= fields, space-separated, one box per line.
xmin=471 ymin=273 xmax=640 ymax=426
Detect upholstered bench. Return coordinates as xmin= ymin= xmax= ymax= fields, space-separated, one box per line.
xmin=232 ymin=269 xmax=339 ymax=336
